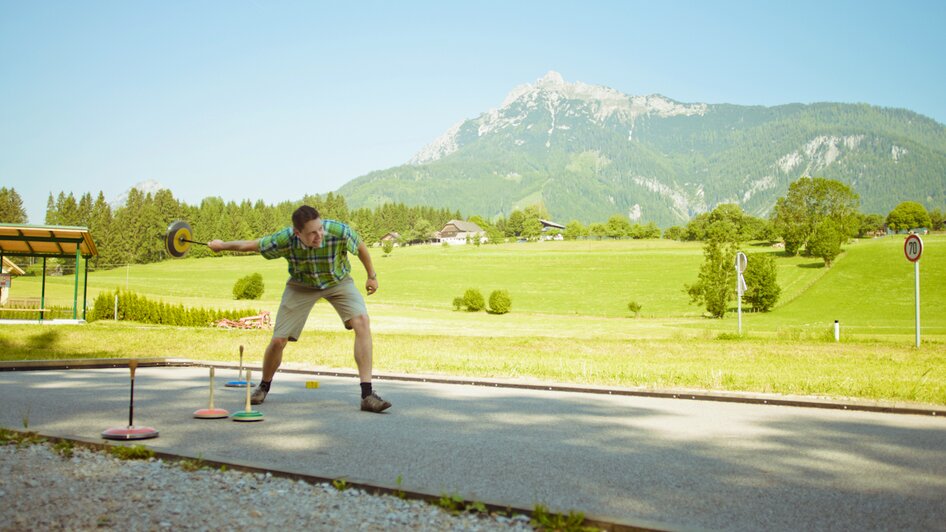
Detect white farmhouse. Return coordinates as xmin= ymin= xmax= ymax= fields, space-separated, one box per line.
xmin=435 ymin=220 xmax=486 ymax=245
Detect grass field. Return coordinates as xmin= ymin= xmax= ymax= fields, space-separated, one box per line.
xmin=2 ymin=234 xmax=945 ymax=405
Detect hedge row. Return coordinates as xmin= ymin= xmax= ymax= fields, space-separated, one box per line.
xmin=90 ymin=289 xmax=263 ymax=327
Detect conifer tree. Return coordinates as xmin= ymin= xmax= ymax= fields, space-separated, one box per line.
xmin=0 ymin=187 xmax=27 ymax=223
xmin=45 ymin=194 xmax=56 ymax=225
xmin=77 ymin=193 xmax=93 ymax=226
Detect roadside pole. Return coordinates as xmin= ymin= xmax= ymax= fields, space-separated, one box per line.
xmin=735 ymin=252 xmax=747 ymax=335
xmin=904 ymin=234 xmax=923 ymax=348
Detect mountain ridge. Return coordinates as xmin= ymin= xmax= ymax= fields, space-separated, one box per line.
xmin=339 ymin=72 xmax=946 ymax=226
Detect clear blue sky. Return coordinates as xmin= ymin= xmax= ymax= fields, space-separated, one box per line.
xmin=2 ymin=0 xmax=944 ymax=224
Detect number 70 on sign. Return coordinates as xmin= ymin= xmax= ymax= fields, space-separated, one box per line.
xmin=904 ymin=234 xmax=923 ymax=262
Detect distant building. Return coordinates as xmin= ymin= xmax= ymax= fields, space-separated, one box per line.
xmin=1 ymin=257 xmax=25 ymax=306
xmin=380 ymin=232 xmax=401 ymax=245
xmin=540 ymin=219 xmax=565 ymax=240
xmin=435 ymin=220 xmax=486 ymax=245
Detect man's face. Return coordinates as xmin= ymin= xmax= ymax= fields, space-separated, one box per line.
xmin=295 ymin=218 xmax=324 ymax=248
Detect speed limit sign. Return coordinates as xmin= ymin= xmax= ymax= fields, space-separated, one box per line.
xmin=904 ymin=234 xmax=924 ymax=348
xmin=904 ymin=234 xmax=923 ymax=262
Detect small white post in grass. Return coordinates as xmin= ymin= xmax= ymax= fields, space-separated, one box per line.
xmin=834 ymin=320 xmax=840 ymax=342
xmin=735 ymin=252 xmax=748 ymax=335
xmin=904 ymin=234 xmax=923 ymax=348
xmin=915 ymin=259 xmax=921 ymax=348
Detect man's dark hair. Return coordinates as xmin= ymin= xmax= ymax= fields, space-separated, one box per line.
xmin=292 ymin=205 xmax=321 ymax=231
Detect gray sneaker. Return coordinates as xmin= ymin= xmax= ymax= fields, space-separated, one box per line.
xmin=250 ymin=385 xmax=268 ymax=405
xmin=360 ymin=393 xmax=391 ymax=413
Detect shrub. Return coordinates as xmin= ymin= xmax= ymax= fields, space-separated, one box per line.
xmin=627 ymin=301 xmax=642 ymax=317
xmin=233 ymin=273 xmax=264 ymax=300
xmin=382 ymin=239 xmax=395 ymax=255
xmin=452 ymin=297 xmax=464 ymax=311
xmin=462 ymin=289 xmax=485 ymax=312
xmin=663 ymin=226 xmax=687 ymax=241
xmin=487 ymin=290 xmax=512 ymax=314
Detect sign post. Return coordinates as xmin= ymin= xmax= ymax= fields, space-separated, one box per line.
xmin=735 ymin=252 xmax=748 ymax=335
xmin=904 ymin=234 xmax=923 ymax=348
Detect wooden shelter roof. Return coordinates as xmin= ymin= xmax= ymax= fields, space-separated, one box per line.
xmin=0 ymin=224 xmax=98 ymax=258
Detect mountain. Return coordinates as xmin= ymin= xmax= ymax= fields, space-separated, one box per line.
xmin=338 ymin=71 xmax=946 ymax=227
xmin=110 ymin=180 xmax=167 ymax=211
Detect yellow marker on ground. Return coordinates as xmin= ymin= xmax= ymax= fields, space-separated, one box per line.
xmin=305 ymin=380 xmax=319 ymax=389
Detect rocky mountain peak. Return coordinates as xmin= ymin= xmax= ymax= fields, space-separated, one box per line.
xmin=110 ymin=179 xmax=167 ymax=210
xmin=410 ymin=72 xmax=707 ymax=165
xmin=500 ymin=71 xmax=616 ymax=108
xmin=537 ymin=70 xmax=565 ymax=86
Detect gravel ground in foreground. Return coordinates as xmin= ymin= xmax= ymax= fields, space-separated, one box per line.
xmin=0 ymin=443 xmax=535 ymax=531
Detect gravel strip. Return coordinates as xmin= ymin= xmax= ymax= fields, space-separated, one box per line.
xmin=0 ymin=443 xmax=535 ymax=531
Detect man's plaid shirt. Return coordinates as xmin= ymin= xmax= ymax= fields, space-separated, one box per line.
xmin=259 ymin=220 xmax=362 ymax=289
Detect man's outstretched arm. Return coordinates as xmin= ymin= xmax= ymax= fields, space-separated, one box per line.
xmin=208 ymin=239 xmax=260 ymax=253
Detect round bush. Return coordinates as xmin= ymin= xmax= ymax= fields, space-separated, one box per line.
xmin=488 ymin=290 xmax=511 ymax=314
xmin=233 ymin=273 xmax=265 ymax=300
xmin=462 ymin=288 xmax=485 ymax=312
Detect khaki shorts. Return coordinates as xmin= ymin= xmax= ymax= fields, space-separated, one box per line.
xmin=273 ymin=277 xmax=368 ymax=341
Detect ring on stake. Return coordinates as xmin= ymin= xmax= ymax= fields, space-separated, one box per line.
xmin=233 ymin=369 xmax=264 ymax=422
xmin=194 ymin=367 xmax=229 ymax=419
xmin=102 ymin=360 xmax=159 ymax=440
xmin=226 ymin=345 xmax=254 ymax=388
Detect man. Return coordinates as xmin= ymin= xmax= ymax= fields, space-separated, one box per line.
xmin=208 ymin=205 xmax=391 ymax=413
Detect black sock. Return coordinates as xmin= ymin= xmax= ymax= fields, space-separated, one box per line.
xmin=260 ymin=380 xmax=271 ymax=392
xmin=360 ymin=382 xmax=372 ymax=399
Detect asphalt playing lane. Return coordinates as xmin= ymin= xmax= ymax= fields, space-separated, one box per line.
xmin=1 ymin=365 xmax=944 ymax=531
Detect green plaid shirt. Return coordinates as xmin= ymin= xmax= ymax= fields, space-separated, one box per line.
xmin=259 ymin=220 xmax=362 ymax=289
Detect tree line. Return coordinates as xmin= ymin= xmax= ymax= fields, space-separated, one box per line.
xmin=1 ymin=178 xmax=943 ymax=280
xmin=0 ymin=187 xmax=461 ymax=270
xmin=0 ymin=187 xmax=676 ymax=270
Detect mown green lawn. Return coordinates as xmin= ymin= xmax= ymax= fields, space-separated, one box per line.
xmin=0 ymin=321 xmax=943 ymax=405
xmin=12 ymin=237 xmax=840 ymax=319
xmin=3 ymin=234 xmax=945 ymax=405
xmin=740 ymin=234 xmax=946 ymax=337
